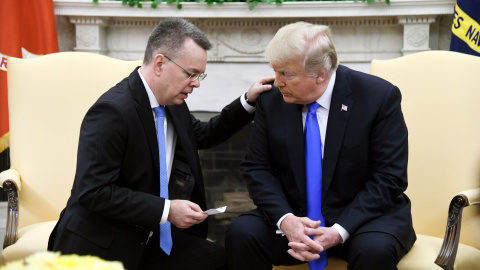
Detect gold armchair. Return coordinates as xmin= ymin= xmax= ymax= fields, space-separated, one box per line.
xmin=0 ymin=52 xmax=141 ymax=264
xmin=274 ymin=50 xmax=480 ymax=270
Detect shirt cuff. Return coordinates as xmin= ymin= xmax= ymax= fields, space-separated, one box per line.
xmin=332 ymin=223 xmax=350 ymax=243
xmin=240 ymin=92 xmax=256 ymax=114
xmin=275 ymin=213 xmax=293 ymax=235
xmin=160 ymin=199 xmax=170 ymax=224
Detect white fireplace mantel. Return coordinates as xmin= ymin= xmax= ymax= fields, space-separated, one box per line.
xmin=53 ymin=0 xmax=455 ymax=111
xmin=54 ymin=0 xmax=455 ymax=58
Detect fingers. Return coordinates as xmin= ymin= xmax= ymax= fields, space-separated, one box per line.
xmin=289 ymin=239 xmax=323 ymax=254
xmin=302 ymin=218 xmax=321 ymax=230
xmin=305 ymin=226 xmax=323 ymax=237
xmin=310 ymin=227 xmax=343 ymax=250
xmin=190 ymin=209 xmax=208 ymax=222
xmin=288 ymin=239 xmax=325 ymax=262
xmin=185 ymin=201 xmax=208 ymax=222
xmin=183 ymin=201 xmax=207 ymax=222
xmin=280 ymin=215 xmax=305 ymax=241
xmin=287 ymin=247 xmax=320 ymax=262
xmin=258 ymin=76 xmax=275 ymax=84
xmin=168 ymin=200 xmax=207 ymax=228
xmin=186 ymin=200 xmax=202 ymax=212
xmin=258 ymin=84 xmax=273 ymax=91
xmin=245 ymin=76 xmax=274 ymax=102
xmin=282 ymin=216 xmax=319 ymax=241
xmin=295 ymin=234 xmax=323 ymax=254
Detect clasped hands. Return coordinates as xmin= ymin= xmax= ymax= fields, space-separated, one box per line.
xmin=280 ymin=215 xmax=343 ymax=262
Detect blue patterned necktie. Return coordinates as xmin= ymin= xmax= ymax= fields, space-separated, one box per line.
xmin=153 ymin=106 xmax=172 ymax=255
xmin=305 ymin=102 xmax=327 ymax=270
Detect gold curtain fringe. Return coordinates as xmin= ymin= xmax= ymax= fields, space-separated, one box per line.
xmin=0 ymin=132 xmax=10 ymax=154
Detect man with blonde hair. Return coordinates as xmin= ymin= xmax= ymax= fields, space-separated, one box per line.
xmin=226 ymin=21 xmax=415 ymax=270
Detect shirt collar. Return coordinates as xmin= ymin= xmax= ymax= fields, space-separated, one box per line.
xmin=138 ymin=67 xmax=160 ymax=109
xmin=315 ymin=71 xmax=336 ymax=111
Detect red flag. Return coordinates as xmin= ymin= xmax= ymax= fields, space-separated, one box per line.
xmin=0 ymin=0 xmax=59 ymax=158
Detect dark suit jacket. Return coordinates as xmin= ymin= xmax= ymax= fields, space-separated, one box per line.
xmin=241 ymin=65 xmax=416 ymax=251
xmin=48 ymin=68 xmax=254 ymax=269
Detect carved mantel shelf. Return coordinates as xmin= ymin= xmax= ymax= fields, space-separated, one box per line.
xmin=54 ymin=0 xmax=455 ymax=60
xmin=54 ymin=0 xmax=455 ymax=18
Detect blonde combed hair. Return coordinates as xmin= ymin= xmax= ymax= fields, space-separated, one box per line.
xmin=265 ymin=22 xmax=339 ymax=77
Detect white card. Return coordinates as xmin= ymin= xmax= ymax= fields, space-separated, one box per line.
xmin=203 ymin=206 xmax=227 ymax=215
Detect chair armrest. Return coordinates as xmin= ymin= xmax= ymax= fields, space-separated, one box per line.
xmin=0 ymin=169 xmax=21 ymax=249
xmin=460 ymin=188 xmax=480 ymax=205
xmin=435 ymin=188 xmax=480 ymax=270
xmin=0 ymin=169 xmax=21 ymax=190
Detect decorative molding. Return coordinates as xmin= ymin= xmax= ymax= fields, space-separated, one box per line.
xmin=53 ymin=0 xmax=455 ymax=18
xmin=109 ymin=18 xmax=159 ymax=28
xmin=219 ymin=28 xmax=266 ymax=54
xmin=69 ymin=16 xmax=108 ymax=54
xmin=406 ymin=26 xmax=429 ymax=47
xmin=69 ymin=16 xmax=109 ymax=25
xmin=398 ymin=16 xmax=436 ymax=55
xmin=76 ymin=27 xmax=98 ymax=48
xmin=398 ymin=16 xmax=436 ymax=24
xmin=104 ymin=17 xmax=400 ymax=31
xmin=55 ymin=0 xmax=454 ymax=60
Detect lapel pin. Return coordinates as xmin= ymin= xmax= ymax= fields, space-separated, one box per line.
xmin=341 ymin=104 xmax=348 ymax=112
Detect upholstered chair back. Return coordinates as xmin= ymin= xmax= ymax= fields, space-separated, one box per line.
xmin=0 ymin=52 xmax=141 ymax=263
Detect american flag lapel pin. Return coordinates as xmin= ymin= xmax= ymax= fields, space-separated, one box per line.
xmin=341 ymin=104 xmax=348 ymax=112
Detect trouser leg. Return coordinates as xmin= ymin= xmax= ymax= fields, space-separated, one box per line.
xmin=225 ymin=210 xmax=306 ymax=270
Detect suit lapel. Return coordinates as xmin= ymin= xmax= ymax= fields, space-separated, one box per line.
xmin=283 ymin=102 xmax=308 ymax=200
xmin=129 ymin=68 xmax=160 ymax=177
xmin=165 ymin=105 xmax=205 ymax=196
xmin=323 ymin=66 xmax=353 ymax=194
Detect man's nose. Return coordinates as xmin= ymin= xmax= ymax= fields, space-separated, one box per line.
xmin=190 ymin=78 xmax=200 ymax=88
xmin=273 ymin=77 xmax=283 ymax=88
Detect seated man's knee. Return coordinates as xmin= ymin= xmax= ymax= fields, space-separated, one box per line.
xmin=226 ymin=214 xmax=262 ymax=246
xmin=347 ymin=232 xmax=405 ymax=270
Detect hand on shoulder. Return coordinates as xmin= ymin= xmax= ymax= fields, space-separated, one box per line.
xmin=245 ymin=76 xmax=275 ymax=103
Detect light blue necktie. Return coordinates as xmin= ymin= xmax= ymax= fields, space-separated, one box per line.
xmin=154 ymin=106 xmax=173 ymax=255
xmin=305 ymin=102 xmax=327 ymax=270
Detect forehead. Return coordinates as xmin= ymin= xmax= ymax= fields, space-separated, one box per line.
xmin=177 ymin=39 xmax=207 ymax=72
xmin=271 ymin=59 xmax=304 ymax=73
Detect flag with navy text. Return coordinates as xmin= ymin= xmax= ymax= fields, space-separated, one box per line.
xmin=0 ymin=0 xmax=59 ymax=175
xmin=450 ymin=0 xmax=480 ymax=56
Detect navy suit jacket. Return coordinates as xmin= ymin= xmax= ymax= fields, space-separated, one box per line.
xmin=241 ymin=65 xmax=416 ymax=250
xmin=48 ymin=68 xmax=254 ymax=269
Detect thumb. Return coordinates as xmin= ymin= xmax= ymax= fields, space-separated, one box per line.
xmin=304 ymin=218 xmax=321 ymax=229
xmin=187 ymin=201 xmax=203 ymax=212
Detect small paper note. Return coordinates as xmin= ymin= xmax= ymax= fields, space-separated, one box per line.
xmin=203 ymin=206 xmax=227 ymax=215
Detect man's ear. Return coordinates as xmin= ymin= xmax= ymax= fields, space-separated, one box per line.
xmin=153 ymin=54 xmax=166 ymax=76
xmin=315 ymin=68 xmax=328 ymax=84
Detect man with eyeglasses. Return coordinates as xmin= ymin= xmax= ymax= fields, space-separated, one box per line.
xmin=48 ymin=17 xmax=273 ymax=270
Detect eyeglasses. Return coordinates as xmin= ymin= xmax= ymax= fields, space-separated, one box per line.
xmin=164 ymin=55 xmax=207 ymax=82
